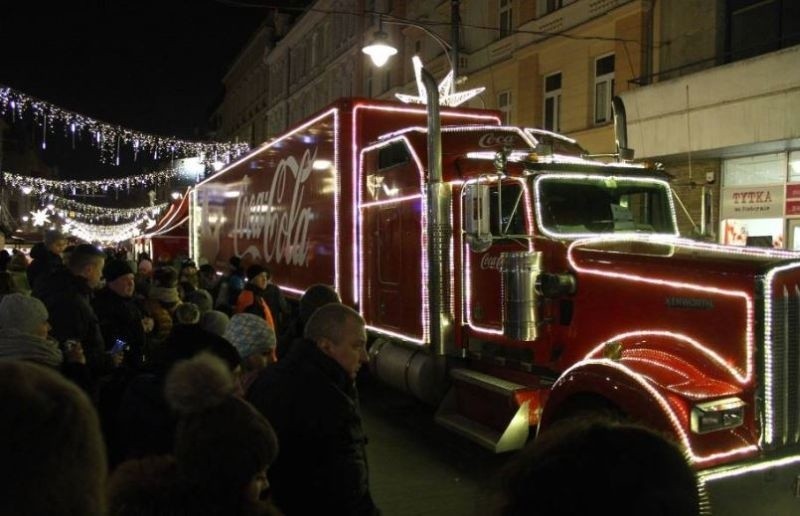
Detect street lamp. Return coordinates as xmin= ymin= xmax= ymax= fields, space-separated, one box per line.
xmin=362 ymin=14 xmax=457 ymax=94
xmin=361 ymin=18 xmax=397 ymax=67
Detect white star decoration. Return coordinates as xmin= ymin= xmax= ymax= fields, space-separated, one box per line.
xmin=395 ymin=56 xmax=485 ymax=107
xmin=30 ymin=208 xmax=51 ymax=227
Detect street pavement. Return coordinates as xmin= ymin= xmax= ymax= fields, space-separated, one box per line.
xmin=359 ymin=373 xmax=513 ymax=516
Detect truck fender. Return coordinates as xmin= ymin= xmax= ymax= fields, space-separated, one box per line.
xmin=541 ymin=330 xmax=746 ymax=436
xmin=539 ymin=359 xmax=681 ymax=439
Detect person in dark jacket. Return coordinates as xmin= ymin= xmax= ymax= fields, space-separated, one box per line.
xmin=114 ymin=303 xmax=242 ymax=464
xmin=276 ymin=283 xmax=340 ymax=359
xmin=247 ymin=303 xmax=378 ymax=515
xmin=27 ymin=229 xmax=68 ymax=289
xmin=235 ymin=264 xmax=275 ymax=329
xmin=33 ymin=243 xmax=122 ymax=379
xmin=93 ymin=259 xmax=152 ymax=369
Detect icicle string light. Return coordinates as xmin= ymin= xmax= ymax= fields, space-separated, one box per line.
xmin=0 ymin=84 xmax=250 ymax=163
xmin=3 ymin=167 xmax=180 ymax=195
xmin=43 ymin=194 xmax=169 ymax=222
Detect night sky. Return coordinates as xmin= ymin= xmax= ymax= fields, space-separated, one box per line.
xmin=0 ymin=0 xmax=270 ymax=180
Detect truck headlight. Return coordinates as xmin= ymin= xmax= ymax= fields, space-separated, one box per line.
xmin=690 ymin=397 xmax=745 ymax=434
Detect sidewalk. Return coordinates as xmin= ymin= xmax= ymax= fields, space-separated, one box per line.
xmin=359 ymin=374 xmax=512 ymax=516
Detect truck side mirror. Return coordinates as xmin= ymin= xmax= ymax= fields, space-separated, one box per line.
xmin=464 ymin=184 xmax=492 ymax=253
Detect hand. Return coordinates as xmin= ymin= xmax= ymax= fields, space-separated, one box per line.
xmin=64 ymin=342 xmax=87 ymax=365
xmin=141 ymin=317 xmax=154 ymax=333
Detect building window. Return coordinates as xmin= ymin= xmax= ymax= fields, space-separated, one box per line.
xmin=727 ymin=0 xmax=800 ymax=62
xmin=537 ymin=0 xmax=564 ymax=17
xmin=499 ymin=0 xmax=512 ymax=38
xmin=310 ymin=33 xmax=319 ymax=68
xmin=543 ymin=72 xmax=561 ymax=132
xmin=594 ymin=54 xmax=615 ymax=125
xmin=498 ymin=91 xmax=512 ymax=125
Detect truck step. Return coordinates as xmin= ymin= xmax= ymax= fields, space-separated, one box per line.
xmin=435 ymin=370 xmax=531 ymax=453
xmin=435 ymin=407 xmax=529 ymax=453
xmin=449 ymin=367 xmax=527 ymax=396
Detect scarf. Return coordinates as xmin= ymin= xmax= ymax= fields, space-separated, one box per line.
xmin=0 ymin=329 xmax=63 ymax=368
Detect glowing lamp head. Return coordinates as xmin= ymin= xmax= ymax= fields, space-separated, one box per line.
xmin=362 ymin=31 xmax=397 ymax=67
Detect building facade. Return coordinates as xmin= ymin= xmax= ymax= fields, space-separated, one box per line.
xmin=620 ymin=0 xmax=800 ymax=245
xmin=214 ymin=0 xmax=650 ymax=155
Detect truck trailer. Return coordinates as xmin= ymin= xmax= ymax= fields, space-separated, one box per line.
xmin=190 ymin=97 xmax=800 ymax=512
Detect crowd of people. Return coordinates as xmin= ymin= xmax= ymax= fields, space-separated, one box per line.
xmin=0 ymin=227 xmax=702 ymax=515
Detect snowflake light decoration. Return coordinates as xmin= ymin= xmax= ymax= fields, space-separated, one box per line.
xmin=30 ymin=208 xmax=51 ymax=227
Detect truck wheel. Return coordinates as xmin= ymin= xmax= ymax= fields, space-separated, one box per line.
xmin=546 ymin=394 xmax=626 ymax=431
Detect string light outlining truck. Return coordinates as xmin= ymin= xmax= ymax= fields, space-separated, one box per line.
xmin=190 ymin=94 xmax=800 ymax=512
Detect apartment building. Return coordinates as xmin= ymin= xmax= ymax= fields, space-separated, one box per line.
xmin=620 ymin=0 xmax=800 ymax=245
xmin=214 ymin=0 xmax=649 ymax=150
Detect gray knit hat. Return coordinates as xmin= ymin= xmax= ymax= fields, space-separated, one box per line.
xmin=0 ymin=293 xmax=49 ymax=334
xmin=199 ymin=310 xmax=230 ymax=337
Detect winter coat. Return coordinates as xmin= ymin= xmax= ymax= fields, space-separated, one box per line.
xmin=235 ymin=284 xmax=276 ymax=329
xmin=92 ymin=286 xmax=147 ymax=368
xmin=27 ymin=244 xmax=65 ymax=290
xmin=246 ymin=339 xmax=378 ymax=516
xmin=33 ymin=269 xmax=112 ymax=376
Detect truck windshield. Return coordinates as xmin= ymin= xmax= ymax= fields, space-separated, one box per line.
xmin=534 ymin=175 xmax=676 ymax=236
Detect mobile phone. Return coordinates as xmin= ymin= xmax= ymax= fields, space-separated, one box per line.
xmin=109 ymin=338 xmax=128 ymax=354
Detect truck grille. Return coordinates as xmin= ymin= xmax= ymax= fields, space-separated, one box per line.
xmin=765 ymin=277 xmax=800 ymax=448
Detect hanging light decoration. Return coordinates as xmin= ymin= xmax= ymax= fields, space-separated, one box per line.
xmin=61 ymin=217 xmax=151 ymax=244
xmin=0 ymin=85 xmax=250 ymax=164
xmin=3 ymin=167 xmax=180 ymax=195
xmin=43 ymin=194 xmax=169 ymax=222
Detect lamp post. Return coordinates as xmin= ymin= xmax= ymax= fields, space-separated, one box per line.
xmin=362 ymin=15 xmax=454 ymax=360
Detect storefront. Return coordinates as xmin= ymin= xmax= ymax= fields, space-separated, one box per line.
xmin=720 ymin=151 xmax=800 ymax=250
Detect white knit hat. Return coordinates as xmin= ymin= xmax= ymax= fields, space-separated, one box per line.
xmin=0 ymin=293 xmax=49 ymax=334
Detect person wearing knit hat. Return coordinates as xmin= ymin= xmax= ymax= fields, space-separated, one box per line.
xmin=0 ymin=293 xmax=62 ymax=368
xmin=234 ymin=264 xmax=276 ymax=330
xmin=0 ymin=292 xmax=49 ymax=336
xmin=109 ymin=353 xmax=280 ymax=515
xmin=185 ymin=288 xmax=213 ymax=314
xmin=174 ymin=302 xmax=200 ymax=325
xmin=103 ymin=259 xmax=134 ymax=283
xmin=0 ymin=361 xmax=108 ymax=516
xmin=93 ymin=259 xmax=150 ymax=369
xmin=200 ymin=309 xmax=230 ymax=337
xmin=276 ymin=283 xmax=341 ymax=359
xmin=224 ymin=312 xmax=277 ymax=393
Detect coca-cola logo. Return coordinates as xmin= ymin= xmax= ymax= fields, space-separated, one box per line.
xmin=232 ymin=148 xmax=316 ymax=266
xmin=480 ymin=254 xmax=502 ymax=270
xmin=478 ymin=132 xmax=516 ymax=148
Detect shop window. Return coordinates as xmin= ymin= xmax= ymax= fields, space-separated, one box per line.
xmin=788 ymin=151 xmax=800 ymax=183
xmin=723 ymin=153 xmax=786 ymax=187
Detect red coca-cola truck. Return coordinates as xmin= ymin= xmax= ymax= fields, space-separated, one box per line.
xmin=191 ymin=97 xmax=800 ymax=512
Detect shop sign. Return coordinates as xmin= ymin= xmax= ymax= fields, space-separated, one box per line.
xmin=786 ymin=184 xmax=800 ymax=216
xmin=720 ymin=185 xmax=784 ymax=220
